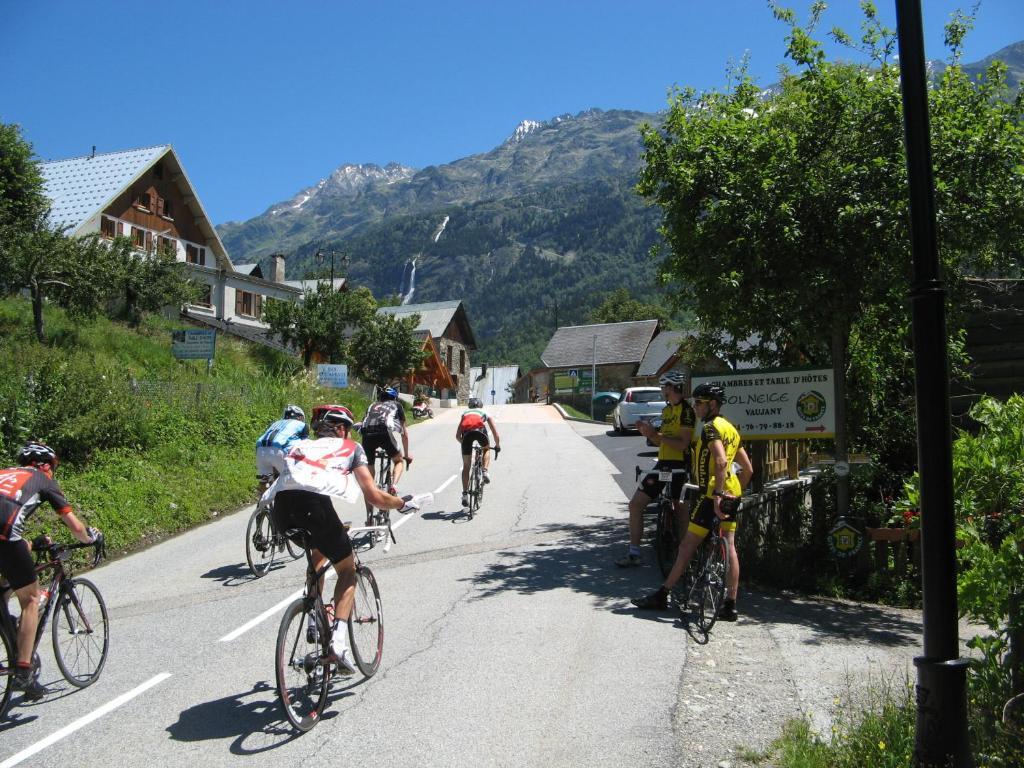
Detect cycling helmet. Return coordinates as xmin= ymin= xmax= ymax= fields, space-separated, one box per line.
xmin=658 ymin=370 xmax=688 ymax=390
xmin=311 ymin=404 xmax=355 ymax=435
xmin=283 ymin=404 xmax=305 ymax=421
xmin=467 ymin=397 xmax=483 ymax=409
xmin=18 ymin=441 xmax=59 ymax=469
xmin=380 ymin=386 xmax=398 ymax=400
xmin=691 ymin=382 xmax=726 ymax=404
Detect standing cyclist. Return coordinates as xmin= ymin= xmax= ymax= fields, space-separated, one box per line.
xmin=265 ymin=405 xmax=419 ymax=673
xmin=256 ymin=405 xmax=309 ymax=492
xmin=615 ymin=371 xmax=696 ymax=568
xmin=0 ymin=442 xmax=100 ymax=700
xmin=631 ymin=382 xmax=753 ymax=620
xmin=456 ymin=397 xmax=501 ymax=510
xmin=359 ymin=386 xmax=411 ymax=525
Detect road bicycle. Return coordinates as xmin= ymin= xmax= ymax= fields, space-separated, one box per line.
xmin=465 ymin=445 xmax=500 ymax=520
xmin=674 ymin=498 xmax=741 ymax=634
xmin=274 ymin=529 xmax=383 ymax=732
xmin=635 ymin=451 xmax=691 ymax=577
xmin=364 ymin=448 xmax=409 ymax=548
xmin=1 ymin=534 xmax=108 ymax=718
xmin=246 ymin=486 xmax=303 ymax=577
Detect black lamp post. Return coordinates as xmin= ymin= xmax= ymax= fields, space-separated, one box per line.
xmin=893 ymin=2 xmax=972 ymax=765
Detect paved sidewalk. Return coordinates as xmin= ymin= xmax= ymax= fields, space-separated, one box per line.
xmin=671 ymin=588 xmax=985 ymax=767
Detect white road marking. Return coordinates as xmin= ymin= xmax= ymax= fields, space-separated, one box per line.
xmin=434 ymin=473 xmax=458 ymax=495
xmin=0 ymin=673 xmax=171 ymax=768
xmin=219 ymin=588 xmax=302 ymax=642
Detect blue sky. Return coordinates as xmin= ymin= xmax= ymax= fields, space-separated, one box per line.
xmin=2 ymin=1 xmax=1021 ymax=225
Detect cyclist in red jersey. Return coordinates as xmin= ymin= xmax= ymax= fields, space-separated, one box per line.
xmin=455 ymin=398 xmax=501 ymax=510
xmin=0 ymin=442 xmax=100 ymax=699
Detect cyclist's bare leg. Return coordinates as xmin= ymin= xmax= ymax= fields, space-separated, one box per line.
xmin=723 ymin=529 xmax=739 ymax=601
xmin=627 ymin=489 xmax=654 ymax=548
xmin=481 ymin=446 xmax=491 ymax=471
xmin=460 ymin=454 xmax=472 ymax=492
xmin=13 ymin=581 xmax=41 ymax=666
xmin=390 ymin=454 xmax=405 ymax=488
xmin=330 ymin=554 xmax=356 ymax=624
xmin=662 ymin=529 xmax=703 ymax=591
xmin=673 ymin=499 xmax=691 ymax=532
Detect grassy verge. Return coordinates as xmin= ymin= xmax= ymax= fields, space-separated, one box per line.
xmin=559 ymin=403 xmax=594 ymax=420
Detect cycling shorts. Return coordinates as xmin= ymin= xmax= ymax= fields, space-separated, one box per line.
xmin=460 ymin=430 xmax=490 ymax=456
xmin=0 ymin=539 xmax=37 ymax=590
xmin=362 ymin=431 xmax=402 ymax=463
xmin=636 ymin=460 xmax=689 ymax=502
xmin=271 ymin=490 xmax=353 ymax=564
xmin=256 ymin=445 xmax=288 ymax=479
xmin=688 ymin=497 xmax=739 ymax=537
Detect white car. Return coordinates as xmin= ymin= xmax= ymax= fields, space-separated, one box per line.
xmin=611 ymin=387 xmax=666 ymax=433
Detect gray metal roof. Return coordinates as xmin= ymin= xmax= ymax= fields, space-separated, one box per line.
xmin=39 ymin=145 xmax=170 ymax=234
xmin=378 ymin=300 xmax=476 ymax=346
xmin=233 ymin=263 xmax=261 ymax=276
xmin=636 ymin=330 xmax=690 ymax=376
xmin=541 ymin=320 xmax=659 ymax=368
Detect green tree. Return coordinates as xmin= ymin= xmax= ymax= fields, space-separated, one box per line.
xmin=0 ymin=122 xmax=47 ymax=233
xmin=588 ymin=288 xmax=673 ymax=327
xmin=637 ymin=2 xmax=1024 ymax=513
xmin=263 ymin=283 xmax=377 ymax=367
xmin=349 ymin=311 xmax=425 ymax=386
xmin=102 ymin=236 xmax=199 ymax=325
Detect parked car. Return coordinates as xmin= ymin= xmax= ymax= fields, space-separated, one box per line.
xmin=611 ymin=387 xmax=666 ymax=434
xmin=592 ymin=391 xmax=621 ymax=423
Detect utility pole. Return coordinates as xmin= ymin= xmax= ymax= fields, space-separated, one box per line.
xmin=591 ymin=335 xmax=597 ymax=420
xmin=894 ymin=2 xmax=972 ymax=765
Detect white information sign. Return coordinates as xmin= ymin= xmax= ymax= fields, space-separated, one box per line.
xmin=171 ymin=329 xmax=216 ymax=360
xmin=691 ymin=367 xmax=835 ymax=440
xmin=316 ymin=364 xmax=349 ymax=389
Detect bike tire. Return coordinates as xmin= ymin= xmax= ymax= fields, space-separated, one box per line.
xmin=348 ymin=565 xmax=384 ymax=678
xmin=246 ymin=506 xmax=276 ymax=577
xmin=276 ymin=598 xmax=329 ymax=732
xmin=695 ymin=536 xmax=729 ymax=634
xmin=472 ymin=464 xmax=484 ymax=513
xmin=0 ymin=624 xmax=14 ymax=719
xmin=654 ymin=499 xmax=679 ymax=578
xmin=52 ymin=577 xmax=109 ymax=687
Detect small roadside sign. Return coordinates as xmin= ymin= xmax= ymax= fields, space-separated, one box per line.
xmin=171 ymin=329 xmax=216 ymax=360
xmin=316 ymin=364 xmax=348 ymax=389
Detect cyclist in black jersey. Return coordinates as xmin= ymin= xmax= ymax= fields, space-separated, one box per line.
xmin=0 ymin=442 xmax=100 ymax=699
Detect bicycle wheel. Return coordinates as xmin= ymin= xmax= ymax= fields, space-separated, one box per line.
xmin=246 ymin=505 xmax=277 ymax=577
xmin=695 ymin=535 xmax=729 ymax=634
xmin=275 ymin=598 xmax=329 ymax=732
xmin=0 ymin=624 xmax=14 ymax=719
xmin=52 ymin=577 xmax=109 ymax=687
xmin=654 ymin=499 xmax=679 ymax=578
xmin=348 ymin=565 xmax=383 ymax=677
xmin=472 ymin=464 xmax=484 ymax=513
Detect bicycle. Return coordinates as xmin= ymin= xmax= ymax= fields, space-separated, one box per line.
xmin=246 ymin=484 xmax=303 ymax=577
xmin=634 ymin=451 xmax=691 ymax=577
xmin=465 ymin=445 xmax=499 ymax=520
xmin=1 ymin=534 xmax=108 ymax=718
xmin=274 ymin=529 xmax=382 ymax=732
xmin=674 ymin=496 xmax=741 ymax=634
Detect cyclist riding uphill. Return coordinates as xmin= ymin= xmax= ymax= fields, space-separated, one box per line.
xmin=616 ymin=371 xmax=696 ymax=568
xmin=455 ymin=397 xmax=501 ymax=510
xmin=256 ymin=405 xmax=309 ymax=492
xmin=359 ymin=386 xmax=411 ymax=524
xmin=264 ymin=405 xmax=420 ymax=674
xmin=632 ymin=383 xmax=753 ymax=620
xmin=0 ymin=442 xmax=101 ymax=700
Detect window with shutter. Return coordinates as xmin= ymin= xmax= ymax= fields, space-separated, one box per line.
xmin=131 ymin=227 xmax=145 ymax=248
xmin=254 ymin=294 xmax=263 ymax=318
xmin=145 ymin=231 xmax=153 ymax=253
xmin=100 ymin=217 xmax=116 ymax=239
xmin=163 ymin=199 xmax=173 ymax=219
xmin=117 ymin=221 xmax=124 ymax=235
xmin=235 ymin=290 xmax=244 ymax=316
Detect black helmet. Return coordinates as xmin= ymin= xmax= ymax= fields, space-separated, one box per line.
xmin=658 ymin=370 xmax=687 ymax=390
xmin=467 ymin=397 xmax=483 ymax=409
xmin=283 ymin=404 xmax=305 ymax=421
xmin=692 ymin=382 xmax=725 ymax=404
xmin=18 ymin=441 xmax=59 ymax=469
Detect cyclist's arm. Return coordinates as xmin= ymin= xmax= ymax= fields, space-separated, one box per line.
xmin=486 ymin=417 xmax=500 ymax=449
xmin=60 ymin=509 xmax=95 ymax=544
xmin=353 ymin=465 xmax=406 ymax=510
xmin=710 ymin=439 xmax=728 ymax=498
xmin=735 ymin=446 xmax=754 ymax=491
xmin=657 ymin=426 xmax=692 ymax=453
xmin=400 ymin=426 xmax=410 ymax=460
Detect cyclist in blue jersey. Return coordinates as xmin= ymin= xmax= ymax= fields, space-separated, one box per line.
xmin=256 ymin=405 xmax=309 ymax=491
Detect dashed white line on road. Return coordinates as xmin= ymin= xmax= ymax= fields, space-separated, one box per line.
xmin=219 ymin=588 xmax=302 ymax=642
xmin=434 ymin=473 xmax=459 ymax=495
xmin=0 ymin=673 xmax=171 ymax=768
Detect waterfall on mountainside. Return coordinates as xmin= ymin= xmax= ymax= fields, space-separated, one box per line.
xmin=400 ymin=257 xmax=417 ymax=305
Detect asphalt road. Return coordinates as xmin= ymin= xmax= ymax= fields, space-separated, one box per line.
xmin=1 ymin=406 xmax=984 ymax=767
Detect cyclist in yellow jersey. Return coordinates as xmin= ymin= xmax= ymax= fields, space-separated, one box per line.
xmin=615 ymin=371 xmax=695 ymax=568
xmin=632 ymin=382 xmax=753 ymax=620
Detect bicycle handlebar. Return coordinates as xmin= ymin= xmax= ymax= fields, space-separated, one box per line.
xmin=38 ymin=534 xmax=105 ymax=568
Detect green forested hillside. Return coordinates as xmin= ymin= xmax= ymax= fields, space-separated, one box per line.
xmin=0 ymin=297 xmax=370 ymax=554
